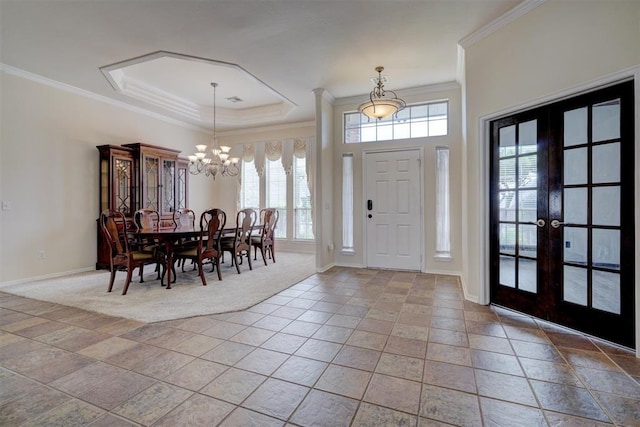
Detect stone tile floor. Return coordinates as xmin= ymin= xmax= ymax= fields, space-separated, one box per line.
xmin=1 ymin=267 xmax=640 ymax=426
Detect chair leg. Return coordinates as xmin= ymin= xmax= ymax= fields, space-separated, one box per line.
xmin=271 ymin=244 xmax=276 ymax=263
xmin=247 ymin=250 xmax=253 ymax=271
xmin=197 ymin=260 xmax=207 ymax=286
xmin=123 ymin=268 xmax=134 ymax=295
xmin=234 ymin=253 xmax=241 ymax=274
xmin=108 ymin=269 xmax=117 ymax=292
xmin=215 ymin=257 xmax=222 ymax=281
xmin=260 ymin=246 xmax=267 ymax=266
xmin=139 ymin=265 xmax=145 ymax=283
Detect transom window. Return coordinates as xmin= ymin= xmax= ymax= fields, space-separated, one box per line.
xmin=344 ymin=101 xmax=448 ymax=143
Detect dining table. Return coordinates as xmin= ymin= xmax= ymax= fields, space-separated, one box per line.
xmin=131 ymin=224 xmax=263 ymax=289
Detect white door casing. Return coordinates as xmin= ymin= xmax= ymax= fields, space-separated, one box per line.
xmin=364 ymin=149 xmax=423 ymax=270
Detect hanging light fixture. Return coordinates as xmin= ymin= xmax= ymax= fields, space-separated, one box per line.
xmin=188 ymin=82 xmax=239 ymax=179
xmin=357 ymin=66 xmax=406 ymax=120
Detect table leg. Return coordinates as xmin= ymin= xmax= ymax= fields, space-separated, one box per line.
xmin=165 ymin=241 xmax=174 ymax=289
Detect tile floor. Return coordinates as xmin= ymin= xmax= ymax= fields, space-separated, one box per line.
xmin=2 ymin=267 xmax=640 ymax=426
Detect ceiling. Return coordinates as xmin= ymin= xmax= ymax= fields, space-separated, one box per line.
xmin=0 ymin=0 xmax=521 ymax=131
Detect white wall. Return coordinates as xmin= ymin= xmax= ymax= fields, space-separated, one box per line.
xmin=332 ymin=84 xmax=464 ymax=276
xmin=0 ymin=71 xmax=215 ymax=283
xmin=462 ymin=0 xmax=640 ymax=349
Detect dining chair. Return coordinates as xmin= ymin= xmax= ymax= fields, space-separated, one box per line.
xmin=99 ymin=209 xmax=167 ymax=295
xmin=172 ymin=208 xmax=197 ymax=271
xmin=251 ymin=208 xmax=279 ymax=265
xmin=221 ymin=208 xmax=257 ymax=274
xmin=133 ymin=208 xmax=164 ymax=281
xmin=173 ymin=208 xmax=226 ymax=284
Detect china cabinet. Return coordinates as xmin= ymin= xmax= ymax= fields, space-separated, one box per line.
xmin=96 ymin=143 xmax=189 ymax=269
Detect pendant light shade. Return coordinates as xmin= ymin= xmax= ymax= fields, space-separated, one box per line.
xmin=357 ymin=66 xmax=406 ymax=120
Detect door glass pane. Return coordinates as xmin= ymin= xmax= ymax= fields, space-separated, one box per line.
xmin=519 ymin=120 xmax=537 ymax=154
xmin=500 ymin=223 xmax=516 ymax=255
xmin=500 ymin=158 xmax=516 ymax=188
xmin=499 ymin=125 xmax=516 ymax=157
xmin=500 ymin=256 xmax=515 ymax=288
xmin=163 ymin=160 xmax=175 ymax=213
xmin=592 ymin=99 xmax=620 ymax=142
xmin=593 ymin=229 xmax=620 ymax=270
xmin=564 ymin=147 xmax=588 ymax=185
xmin=499 ymin=191 xmax=516 ymax=221
xmin=592 ymin=186 xmax=620 ymax=226
xmin=144 ymin=157 xmax=159 ymax=210
xmin=592 ymin=143 xmax=620 ymax=183
xmin=564 ymin=266 xmax=587 ymax=306
xmin=564 ymin=188 xmax=587 ymax=225
xmin=518 ymin=224 xmax=536 ymax=258
xmin=564 ymin=227 xmax=587 ymax=265
xmin=518 ymin=154 xmax=537 ymax=188
xmin=592 ymin=270 xmax=621 ymax=314
xmin=564 ymin=107 xmax=588 ymax=147
xmin=518 ymin=190 xmax=537 ymax=222
xmin=518 ymin=258 xmax=537 ymax=293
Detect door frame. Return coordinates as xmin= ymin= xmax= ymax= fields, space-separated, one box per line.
xmin=362 ymin=146 xmax=425 ymax=272
xmin=476 ymin=67 xmax=640 ymax=355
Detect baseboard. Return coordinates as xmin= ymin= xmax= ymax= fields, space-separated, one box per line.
xmin=317 ymin=262 xmax=336 ymax=273
xmin=0 ymin=266 xmax=96 ymax=288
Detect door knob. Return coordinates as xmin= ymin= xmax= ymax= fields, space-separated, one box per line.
xmin=368 ymin=214 xmax=372 ymax=219
xmin=551 ymin=219 xmax=564 ymax=228
xmin=536 ymin=219 xmax=545 ymax=228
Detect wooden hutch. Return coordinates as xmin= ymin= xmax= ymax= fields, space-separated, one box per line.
xmin=96 ymin=143 xmax=190 ymax=269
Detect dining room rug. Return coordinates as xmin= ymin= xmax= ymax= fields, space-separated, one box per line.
xmin=0 ymin=252 xmax=316 ymax=323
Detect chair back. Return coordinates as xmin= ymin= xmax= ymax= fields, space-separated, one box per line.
xmin=99 ymin=209 xmax=129 ymax=257
xmin=260 ymin=208 xmax=278 ymax=243
xmin=134 ymin=209 xmax=160 ymax=230
xmin=173 ymin=208 xmax=195 ymax=229
xmin=234 ymin=208 xmax=257 ymax=250
xmin=200 ymin=208 xmax=226 ymax=254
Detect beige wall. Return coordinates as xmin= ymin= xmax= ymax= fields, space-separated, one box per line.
xmin=462 ymin=0 xmax=640 ymax=350
xmin=0 ymin=72 xmax=214 ymax=283
xmin=332 ymin=85 xmax=464 ymax=276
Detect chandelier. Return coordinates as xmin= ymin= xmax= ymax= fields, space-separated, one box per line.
xmin=188 ymin=82 xmax=239 ymax=179
xmin=357 ymin=66 xmax=406 ymax=120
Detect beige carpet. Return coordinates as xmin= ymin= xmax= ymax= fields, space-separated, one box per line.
xmin=0 ymin=252 xmax=316 ymax=323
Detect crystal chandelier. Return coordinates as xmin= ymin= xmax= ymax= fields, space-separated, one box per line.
xmin=357 ymin=66 xmax=406 ymax=120
xmin=188 ymin=82 xmax=239 ymax=179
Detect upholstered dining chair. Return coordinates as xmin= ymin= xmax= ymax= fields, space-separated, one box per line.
xmin=221 ymin=208 xmax=257 ymax=274
xmin=99 ymin=209 xmax=167 ymax=295
xmin=133 ymin=208 xmax=164 ymax=281
xmin=173 ymin=209 xmax=226 ymax=284
xmin=172 ymin=208 xmax=197 ymax=272
xmin=251 ymin=208 xmax=279 ymax=265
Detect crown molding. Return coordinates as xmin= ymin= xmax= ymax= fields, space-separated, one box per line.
xmin=218 ymin=120 xmax=316 ymax=137
xmin=458 ymin=0 xmax=547 ymax=49
xmin=0 ymin=63 xmax=203 ymax=131
xmin=333 ymin=81 xmax=460 ymax=106
xmin=313 ymin=88 xmax=336 ymax=104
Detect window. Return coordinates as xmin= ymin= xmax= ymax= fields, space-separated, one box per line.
xmin=293 ymin=157 xmax=313 ymax=239
xmin=345 ymin=101 xmax=448 ymax=143
xmin=240 ymin=160 xmax=260 ymax=209
xmin=238 ymin=139 xmax=313 ymax=242
xmin=266 ymin=159 xmax=287 ymax=238
xmin=342 ymin=154 xmax=354 ymax=252
xmin=436 ymin=147 xmax=451 ymax=257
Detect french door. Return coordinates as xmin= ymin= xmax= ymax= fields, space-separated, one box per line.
xmin=490 ymin=81 xmax=635 ymax=348
xmin=364 ymin=149 xmax=422 ymax=270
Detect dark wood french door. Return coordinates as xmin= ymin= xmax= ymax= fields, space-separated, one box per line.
xmin=490 ymin=80 xmax=635 ymax=348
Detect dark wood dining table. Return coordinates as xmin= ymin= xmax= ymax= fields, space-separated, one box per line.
xmin=131 ymin=224 xmax=263 ymax=289
xmin=131 ymin=226 xmax=200 ymax=289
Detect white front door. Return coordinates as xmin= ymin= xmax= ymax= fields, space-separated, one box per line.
xmin=364 ymin=149 xmax=422 ymax=270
